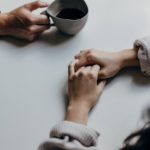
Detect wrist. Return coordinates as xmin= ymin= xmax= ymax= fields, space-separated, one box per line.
xmin=65 ymin=101 xmax=90 ymax=125
xmin=119 ymin=48 xmax=139 ymax=69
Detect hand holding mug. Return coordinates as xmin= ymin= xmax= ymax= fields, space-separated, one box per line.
xmin=1 ymin=0 xmax=49 ymax=41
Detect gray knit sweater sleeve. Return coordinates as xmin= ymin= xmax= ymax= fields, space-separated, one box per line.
xmin=134 ymin=37 xmax=150 ymax=75
xmin=38 ymin=121 xmax=100 ymax=150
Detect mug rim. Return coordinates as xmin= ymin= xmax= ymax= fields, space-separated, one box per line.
xmin=46 ymin=0 xmax=89 ymax=21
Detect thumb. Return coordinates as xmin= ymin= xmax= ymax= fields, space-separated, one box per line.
xmin=25 ymin=0 xmax=49 ymax=11
xmin=75 ymin=58 xmax=93 ymax=70
xmin=98 ymin=69 xmax=108 ymax=79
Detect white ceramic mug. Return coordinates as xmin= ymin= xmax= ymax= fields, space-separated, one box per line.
xmin=44 ymin=0 xmax=89 ymax=35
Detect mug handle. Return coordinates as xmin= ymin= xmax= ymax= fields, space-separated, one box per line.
xmin=41 ymin=11 xmax=55 ymax=27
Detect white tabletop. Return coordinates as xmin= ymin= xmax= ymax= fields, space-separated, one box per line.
xmin=1 ymin=0 xmax=150 ymax=150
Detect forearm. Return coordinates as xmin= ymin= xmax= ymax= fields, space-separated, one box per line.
xmin=119 ymin=48 xmax=139 ymax=69
xmin=65 ymin=101 xmax=90 ymax=125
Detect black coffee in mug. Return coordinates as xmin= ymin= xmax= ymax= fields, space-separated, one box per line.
xmin=45 ymin=0 xmax=89 ymax=35
xmin=56 ymin=8 xmax=85 ymax=20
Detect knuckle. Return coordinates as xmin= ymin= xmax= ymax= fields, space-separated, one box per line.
xmin=27 ymin=26 xmax=34 ymax=33
xmin=69 ymin=75 xmax=73 ymax=81
xmin=94 ymin=64 xmax=100 ymax=68
xmin=101 ymin=70 xmax=108 ymax=77
xmin=26 ymin=16 xmax=35 ymax=24
xmin=87 ymin=50 xmax=94 ymax=61
xmin=80 ymin=49 xmax=86 ymax=53
xmin=85 ymin=49 xmax=91 ymax=53
xmin=73 ymin=74 xmax=78 ymax=78
xmin=79 ymin=71 xmax=86 ymax=77
xmin=88 ymin=73 xmax=96 ymax=79
xmin=69 ymin=74 xmax=77 ymax=81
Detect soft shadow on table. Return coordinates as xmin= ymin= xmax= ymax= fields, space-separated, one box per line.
xmin=90 ymin=67 xmax=150 ymax=114
xmin=37 ymin=78 xmax=68 ymax=150
xmin=111 ymin=67 xmax=150 ymax=87
xmin=61 ymin=67 xmax=150 ymax=115
xmin=0 ymin=28 xmax=74 ymax=47
xmin=123 ymin=67 xmax=150 ymax=86
xmin=0 ymin=36 xmax=29 ymax=47
xmin=40 ymin=28 xmax=74 ymax=46
xmin=61 ymin=78 xmax=69 ymax=114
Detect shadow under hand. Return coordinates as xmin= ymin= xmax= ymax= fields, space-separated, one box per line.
xmin=0 ymin=27 xmax=74 ymax=48
xmin=118 ymin=67 xmax=150 ymax=87
xmin=0 ymin=36 xmax=29 ymax=47
xmin=61 ymin=78 xmax=69 ymax=116
xmin=40 ymin=28 xmax=74 ymax=46
xmin=90 ymin=67 xmax=150 ymax=114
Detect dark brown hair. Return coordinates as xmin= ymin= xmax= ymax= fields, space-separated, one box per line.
xmin=120 ymin=122 xmax=150 ymax=150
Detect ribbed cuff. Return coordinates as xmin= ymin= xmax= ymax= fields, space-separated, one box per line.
xmin=134 ymin=37 xmax=150 ymax=75
xmin=50 ymin=121 xmax=100 ymax=147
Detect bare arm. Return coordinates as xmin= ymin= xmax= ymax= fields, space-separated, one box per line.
xmin=119 ymin=48 xmax=139 ymax=68
xmin=65 ymin=101 xmax=89 ymax=125
xmin=39 ymin=62 xmax=105 ymax=149
xmin=75 ymin=47 xmax=140 ymax=79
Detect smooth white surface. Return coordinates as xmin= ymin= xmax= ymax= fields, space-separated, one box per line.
xmin=0 ymin=0 xmax=150 ymax=150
